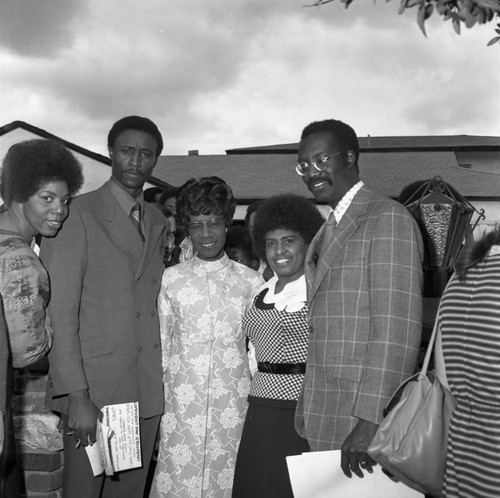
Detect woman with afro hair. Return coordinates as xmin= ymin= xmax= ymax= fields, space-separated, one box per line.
xmin=232 ymin=193 xmax=324 ymax=498
xmin=0 ymin=139 xmax=83 ymax=497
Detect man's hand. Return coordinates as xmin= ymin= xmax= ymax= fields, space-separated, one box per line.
xmin=67 ymin=390 xmax=102 ymax=447
xmin=340 ymin=418 xmax=379 ymax=478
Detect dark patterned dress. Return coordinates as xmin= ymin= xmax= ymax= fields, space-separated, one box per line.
xmin=439 ymin=246 xmax=500 ymax=498
xmin=0 ymin=229 xmax=53 ymax=497
xmin=0 ymin=230 xmax=52 ymax=368
xmin=232 ymin=275 xmax=310 ymax=498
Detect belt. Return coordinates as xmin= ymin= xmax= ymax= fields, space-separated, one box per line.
xmin=257 ymin=362 xmax=306 ymax=375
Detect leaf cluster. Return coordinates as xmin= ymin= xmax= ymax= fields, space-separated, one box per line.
xmin=306 ymin=0 xmax=500 ymax=46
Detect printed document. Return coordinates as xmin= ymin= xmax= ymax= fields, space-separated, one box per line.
xmin=85 ymin=402 xmax=142 ymax=476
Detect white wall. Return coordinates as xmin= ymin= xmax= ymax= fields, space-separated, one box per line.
xmin=471 ymin=200 xmax=500 ymax=237
xmin=456 ymin=150 xmax=500 ymax=175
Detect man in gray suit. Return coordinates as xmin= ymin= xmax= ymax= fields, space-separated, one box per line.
xmin=41 ymin=116 xmax=166 ymax=497
xmin=294 ymin=119 xmax=423 ymax=479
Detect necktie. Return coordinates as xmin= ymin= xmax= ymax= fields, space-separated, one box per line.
xmin=318 ymin=212 xmax=336 ymax=261
xmin=130 ymin=202 xmax=144 ymax=242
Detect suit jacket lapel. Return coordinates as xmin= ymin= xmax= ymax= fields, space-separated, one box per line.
xmin=100 ymin=184 xmax=145 ymax=267
xmin=135 ymin=204 xmax=165 ymax=281
xmin=307 ymin=187 xmax=372 ymax=301
xmin=305 ymin=223 xmax=324 ymax=301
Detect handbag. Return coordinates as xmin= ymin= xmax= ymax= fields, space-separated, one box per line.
xmin=367 ymin=315 xmax=456 ymax=498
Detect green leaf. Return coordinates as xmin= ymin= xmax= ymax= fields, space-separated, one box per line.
xmin=417 ymin=4 xmax=428 ymax=36
xmin=487 ymin=35 xmax=500 ymax=46
xmin=398 ymin=0 xmax=409 ymax=15
xmin=425 ymin=3 xmax=434 ymax=20
xmin=476 ymin=0 xmax=500 ymax=10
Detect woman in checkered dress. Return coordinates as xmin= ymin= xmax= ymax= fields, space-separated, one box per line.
xmin=232 ymin=194 xmax=324 ymax=498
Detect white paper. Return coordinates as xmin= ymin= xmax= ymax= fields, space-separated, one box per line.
xmin=286 ymin=450 xmax=422 ymax=498
xmin=85 ymin=402 xmax=142 ymax=476
xmin=85 ymin=421 xmax=114 ymax=476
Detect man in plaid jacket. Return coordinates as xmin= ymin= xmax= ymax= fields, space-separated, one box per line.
xmin=294 ymin=119 xmax=423 ymax=479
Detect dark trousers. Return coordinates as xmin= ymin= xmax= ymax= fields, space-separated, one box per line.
xmin=61 ymin=413 xmax=160 ymax=498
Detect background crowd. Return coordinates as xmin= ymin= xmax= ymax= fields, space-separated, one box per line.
xmin=0 ymin=115 xmax=498 ymax=498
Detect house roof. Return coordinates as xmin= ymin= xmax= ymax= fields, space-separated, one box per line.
xmin=0 ymin=120 xmax=112 ymax=165
xmin=155 ymin=151 xmax=500 ymax=202
xmin=0 ymin=120 xmax=171 ymax=189
xmin=226 ymin=135 xmax=500 ymax=154
xmin=3 ymin=121 xmax=498 ymax=201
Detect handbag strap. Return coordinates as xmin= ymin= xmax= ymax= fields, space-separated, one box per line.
xmin=383 ymin=295 xmax=448 ymax=416
xmin=421 ymin=316 xmax=438 ymax=376
xmin=421 ymin=291 xmax=449 ymax=376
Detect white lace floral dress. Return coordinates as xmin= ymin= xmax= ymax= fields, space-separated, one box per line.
xmin=150 ymin=254 xmax=263 ymax=498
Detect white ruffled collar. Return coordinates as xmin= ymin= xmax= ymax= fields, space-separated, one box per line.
xmin=261 ymin=275 xmax=306 ymax=312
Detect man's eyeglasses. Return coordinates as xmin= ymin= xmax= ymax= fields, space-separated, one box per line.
xmin=186 ymin=217 xmax=225 ymax=233
xmin=295 ymin=150 xmax=346 ymax=176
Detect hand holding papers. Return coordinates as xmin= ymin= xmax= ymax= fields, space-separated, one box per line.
xmin=85 ymin=421 xmax=114 ymax=476
xmin=286 ymin=450 xmax=421 ymax=498
xmin=85 ymin=402 xmax=142 ymax=477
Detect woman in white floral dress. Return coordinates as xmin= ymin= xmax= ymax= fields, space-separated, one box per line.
xmin=150 ymin=177 xmax=263 ymax=498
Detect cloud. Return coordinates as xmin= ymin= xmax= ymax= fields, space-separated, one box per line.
xmin=1 ymin=1 xmax=295 ymax=127
xmin=0 ymin=0 xmax=498 ymax=156
xmin=0 ymin=0 xmax=86 ymax=56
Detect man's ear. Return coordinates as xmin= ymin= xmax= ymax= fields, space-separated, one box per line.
xmin=346 ymin=150 xmax=355 ymax=168
xmin=108 ymin=146 xmax=114 ymax=160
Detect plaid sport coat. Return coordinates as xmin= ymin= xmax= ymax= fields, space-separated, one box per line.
xmin=295 ymin=186 xmax=423 ymax=451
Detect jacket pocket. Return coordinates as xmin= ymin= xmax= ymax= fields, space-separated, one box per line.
xmin=81 ymin=334 xmax=115 ymax=358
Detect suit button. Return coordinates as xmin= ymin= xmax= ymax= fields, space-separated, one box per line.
xmin=153 ymin=343 xmax=159 ymax=349
xmin=138 ymin=346 xmax=142 ymax=352
xmin=136 ymin=312 xmax=140 ymax=318
xmin=309 ymin=326 xmax=314 ymax=334
xmin=153 ymin=278 xmax=158 ymax=284
xmin=151 ymin=311 xmax=156 ymax=317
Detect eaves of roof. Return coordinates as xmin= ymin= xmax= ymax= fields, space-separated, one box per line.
xmin=226 ymin=135 xmax=500 ymax=154
xmin=153 ymin=151 xmax=500 ymax=201
xmin=0 ymin=120 xmax=112 ymax=166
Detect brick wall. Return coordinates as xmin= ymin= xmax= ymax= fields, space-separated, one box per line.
xmin=13 ymin=361 xmax=63 ymax=498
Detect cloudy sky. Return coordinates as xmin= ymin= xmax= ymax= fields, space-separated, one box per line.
xmin=0 ymin=0 xmax=498 ymax=156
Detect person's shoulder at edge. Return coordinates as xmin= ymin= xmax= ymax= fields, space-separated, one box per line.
xmin=144 ymin=201 xmax=169 ymax=224
xmin=228 ymin=259 xmax=265 ymax=295
xmin=56 ymin=184 xmax=106 ymax=223
xmin=359 ymin=187 xmax=416 ymax=219
xmin=229 ymin=258 xmax=262 ymax=279
xmin=69 ymin=182 xmax=108 ymax=204
xmin=160 ymin=258 xmax=193 ymax=282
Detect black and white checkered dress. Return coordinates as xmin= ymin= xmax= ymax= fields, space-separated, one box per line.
xmin=244 ymin=285 xmax=308 ymax=402
xmin=233 ymin=277 xmax=310 ymax=498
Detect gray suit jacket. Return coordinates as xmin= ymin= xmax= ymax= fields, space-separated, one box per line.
xmin=295 ymin=186 xmax=423 ymax=450
xmin=41 ymin=183 xmax=166 ymax=418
